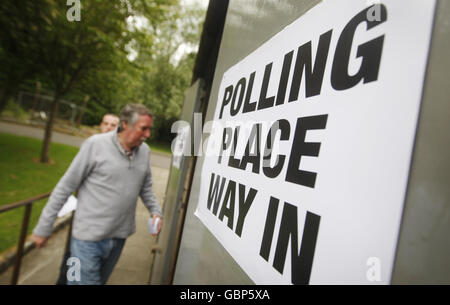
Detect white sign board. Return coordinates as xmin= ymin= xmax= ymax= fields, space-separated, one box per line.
xmin=194 ymin=0 xmax=435 ymax=284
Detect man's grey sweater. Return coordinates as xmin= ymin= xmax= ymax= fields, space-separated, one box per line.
xmin=33 ymin=129 xmax=162 ymax=241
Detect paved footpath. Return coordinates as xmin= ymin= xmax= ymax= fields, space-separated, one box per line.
xmin=0 ymin=121 xmax=171 ymax=168
xmin=0 ymin=120 xmax=171 ymax=285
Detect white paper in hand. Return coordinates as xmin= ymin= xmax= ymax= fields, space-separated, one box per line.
xmin=58 ymin=195 xmax=77 ymax=217
xmin=147 ymin=217 xmax=160 ymax=235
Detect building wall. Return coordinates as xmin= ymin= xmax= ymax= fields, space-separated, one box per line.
xmin=173 ymin=0 xmax=450 ymax=284
xmin=391 ymin=0 xmax=450 ymax=284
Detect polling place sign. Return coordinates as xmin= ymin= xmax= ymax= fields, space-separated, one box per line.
xmin=194 ymin=0 xmax=435 ymax=284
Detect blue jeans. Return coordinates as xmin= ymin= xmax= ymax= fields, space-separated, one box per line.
xmin=67 ymin=237 xmax=126 ymax=285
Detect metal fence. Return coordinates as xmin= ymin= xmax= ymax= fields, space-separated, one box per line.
xmin=4 ymin=90 xmax=90 ymax=125
xmin=0 ymin=192 xmax=74 ymax=285
xmin=0 ymin=193 xmax=50 ymax=285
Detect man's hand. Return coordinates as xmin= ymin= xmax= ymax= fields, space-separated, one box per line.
xmin=31 ymin=234 xmax=49 ymax=248
xmin=151 ymin=214 xmax=163 ymax=235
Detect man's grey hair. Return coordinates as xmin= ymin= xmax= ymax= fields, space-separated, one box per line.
xmin=118 ymin=104 xmax=153 ymax=131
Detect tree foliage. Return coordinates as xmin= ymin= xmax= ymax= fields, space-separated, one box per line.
xmin=134 ymin=2 xmax=205 ymax=142
xmin=0 ymin=0 xmax=206 ymax=161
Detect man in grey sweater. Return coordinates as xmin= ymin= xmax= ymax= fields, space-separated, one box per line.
xmin=32 ymin=104 xmax=163 ymax=285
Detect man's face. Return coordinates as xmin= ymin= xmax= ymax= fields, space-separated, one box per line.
xmin=123 ymin=114 xmax=153 ymax=148
xmin=100 ymin=115 xmax=119 ymax=133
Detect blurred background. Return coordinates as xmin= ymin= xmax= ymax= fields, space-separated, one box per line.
xmin=0 ymin=0 xmax=208 ymax=272
xmin=0 ymin=0 xmax=207 ymax=153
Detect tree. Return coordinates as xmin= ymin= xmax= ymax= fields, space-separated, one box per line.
xmin=133 ymin=2 xmax=206 ymax=142
xmin=0 ymin=1 xmax=47 ymax=113
xmin=0 ymin=0 xmax=176 ymax=162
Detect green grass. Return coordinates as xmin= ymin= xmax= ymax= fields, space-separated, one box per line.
xmin=0 ymin=132 xmax=79 ymax=253
xmin=0 ymin=132 xmax=171 ymax=254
